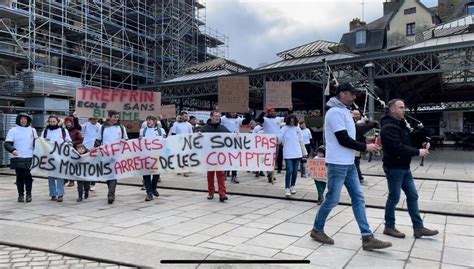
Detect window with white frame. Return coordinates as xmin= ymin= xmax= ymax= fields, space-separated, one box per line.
xmin=356 ymin=30 xmax=367 ymax=46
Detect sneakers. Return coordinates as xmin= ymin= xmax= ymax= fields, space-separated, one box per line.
xmin=414 ymin=227 xmax=439 ymax=238
xmin=301 ymin=174 xmax=307 ymax=178
xmin=310 ymin=229 xmax=334 ymax=245
xmin=107 ymin=195 xmax=115 ymax=204
xmin=290 ymin=186 xmax=296 ymax=194
xmin=25 ymin=193 xmax=32 ymax=203
xmin=145 ymin=193 xmax=153 ymax=201
xmin=383 ymin=227 xmax=406 ymax=238
xmin=285 ymin=188 xmax=291 ymax=197
xmin=207 ymin=194 xmax=214 ymax=200
xmin=57 ymin=196 xmax=63 ymax=202
xmin=152 ymin=189 xmax=159 ymax=197
xmin=67 ymin=181 xmax=75 ymax=187
xmin=18 ymin=195 xmax=24 ymax=203
xmin=90 ymin=185 xmax=96 ymax=191
xmin=84 ymin=191 xmax=89 ymax=199
xmin=317 ymin=193 xmax=324 ymax=205
xmin=219 ymin=196 xmax=228 ymax=203
xmin=362 ymin=235 xmax=392 ymax=251
xmin=76 ymin=197 xmax=83 ymax=202
xmin=51 ymin=196 xmax=57 ymax=201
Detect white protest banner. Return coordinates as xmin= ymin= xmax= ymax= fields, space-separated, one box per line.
xmin=265 ymin=81 xmax=292 ymax=109
xmin=75 ymin=87 xmax=161 ymax=121
xmin=307 ymin=158 xmax=327 ymax=182
xmin=31 ymin=133 xmax=277 ymax=181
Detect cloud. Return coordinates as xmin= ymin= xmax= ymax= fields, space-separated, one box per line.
xmin=204 ymin=0 xmax=437 ymax=68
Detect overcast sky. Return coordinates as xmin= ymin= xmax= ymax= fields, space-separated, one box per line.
xmin=205 ymin=0 xmax=439 ymax=68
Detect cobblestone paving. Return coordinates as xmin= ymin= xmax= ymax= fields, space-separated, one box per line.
xmin=0 ymin=245 xmax=136 ymax=268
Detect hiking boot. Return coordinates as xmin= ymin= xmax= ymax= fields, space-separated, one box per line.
xmin=362 ymin=235 xmax=392 ymax=251
xmin=25 ymin=193 xmax=32 ymax=203
xmin=310 ymin=229 xmax=334 ymax=245
xmin=107 ymin=195 xmax=115 ymax=204
xmin=152 ymin=189 xmax=160 ymax=197
xmin=18 ymin=195 xmax=24 ymax=203
xmin=145 ymin=193 xmax=153 ymax=201
xmin=57 ymin=196 xmax=63 ymax=202
xmin=51 ymin=196 xmax=57 ymax=201
xmin=383 ymin=227 xmax=406 ymax=238
xmin=414 ymin=227 xmax=439 ymax=238
xmin=207 ymin=194 xmax=214 ymax=200
xmin=285 ymin=188 xmax=291 ymax=198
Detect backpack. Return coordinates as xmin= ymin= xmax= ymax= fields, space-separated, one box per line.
xmin=43 ymin=127 xmax=67 ymax=141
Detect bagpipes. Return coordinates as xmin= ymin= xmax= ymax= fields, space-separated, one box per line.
xmin=359 ymin=81 xmax=430 ymax=165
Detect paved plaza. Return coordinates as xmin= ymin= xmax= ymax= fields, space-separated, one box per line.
xmin=0 ymin=149 xmax=472 ymax=268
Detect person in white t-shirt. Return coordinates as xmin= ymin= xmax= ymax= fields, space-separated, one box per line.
xmin=256 ymin=107 xmax=285 ymax=183
xmin=139 ymin=115 xmax=166 ymax=201
xmin=278 ymin=115 xmax=307 ymax=197
xmin=169 ymin=111 xmax=193 ymax=177
xmin=299 ymin=121 xmax=313 ymax=178
xmin=94 ymin=110 xmax=128 ymax=204
xmin=220 ymin=111 xmax=251 ymax=184
xmin=42 ymin=115 xmax=72 ymax=203
xmin=4 ymin=113 xmax=38 ymax=203
xmin=310 ymin=82 xmax=390 ymax=251
xmin=81 ymin=117 xmax=101 ymax=190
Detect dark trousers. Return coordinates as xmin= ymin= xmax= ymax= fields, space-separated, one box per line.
xmin=354 ymin=156 xmax=364 ymax=182
xmin=143 ymin=174 xmax=159 ymax=194
xmin=15 ymin=168 xmax=33 ymax=196
xmin=77 ymin=181 xmax=90 ymax=198
xmin=107 ymin=180 xmax=117 ymax=196
xmin=276 ymin=144 xmax=283 ymax=172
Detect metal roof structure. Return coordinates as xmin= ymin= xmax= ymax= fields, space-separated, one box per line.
xmin=422 ymin=15 xmax=474 ymax=40
xmin=400 ymin=32 xmax=474 ymax=50
xmin=275 ymin=40 xmax=340 ymax=60
xmin=257 ymin=53 xmax=357 ymax=71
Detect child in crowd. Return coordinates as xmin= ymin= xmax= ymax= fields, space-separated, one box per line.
xmin=75 ymin=144 xmax=90 ymax=202
xmin=313 ymin=145 xmax=327 ymax=205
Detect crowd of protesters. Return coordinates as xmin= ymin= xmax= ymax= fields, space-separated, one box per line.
xmin=4 ymin=92 xmax=439 ymax=251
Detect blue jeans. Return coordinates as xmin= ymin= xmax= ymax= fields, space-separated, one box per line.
xmin=313 ymin=163 xmax=372 ymax=236
xmin=284 ymin=158 xmax=300 ymax=189
xmin=48 ymin=177 xmax=64 ymax=197
xmin=383 ymin=167 xmax=424 ymax=228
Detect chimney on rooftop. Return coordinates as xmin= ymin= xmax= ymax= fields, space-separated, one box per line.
xmin=383 ymin=0 xmax=402 ymax=16
xmin=350 ymin=18 xmax=367 ymax=31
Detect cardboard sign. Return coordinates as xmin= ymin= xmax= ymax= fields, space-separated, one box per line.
xmin=121 ymin=120 xmax=141 ymax=133
xmin=307 ymin=158 xmax=327 ymax=182
xmin=75 ymin=87 xmax=161 ymax=121
xmin=218 ymin=77 xmax=249 ymax=113
xmin=161 ymin=104 xmax=176 ymax=119
xmin=31 ymin=133 xmax=278 ymax=181
xmin=265 ymin=81 xmax=292 ymax=109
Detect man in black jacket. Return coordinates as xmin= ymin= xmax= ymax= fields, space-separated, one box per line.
xmin=381 ymin=99 xmax=438 ymax=239
xmin=201 ymin=111 xmax=231 ymax=202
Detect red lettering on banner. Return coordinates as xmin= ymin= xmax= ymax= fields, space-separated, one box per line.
xmin=91 ymin=88 xmax=101 ymax=101
xmin=151 ymin=138 xmax=163 ymax=150
xmin=143 ymin=92 xmax=154 ymax=103
xmin=110 ymin=142 xmax=121 ymax=156
xmin=206 ymin=152 xmax=217 ymax=165
xmin=264 ymin=153 xmax=272 ymax=166
xmin=89 ymin=148 xmax=97 ymax=157
xmin=245 ymin=152 xmax=254 ymax=166
xmin=131 ymin=140 xmax=142 ymax=152
xmin=102 ymin=90 xmax=110 ymax=102
xmin=228 ymin=152 xmax=242 ymax=166
xmin=254 ymin=135 xmax=278 ymax=150
xmin=119 ymin=90 xmax=127 ymax=102
xmin=98 ymin=146 xmax=110 ymax=157
xmin=130 ymin=91 xmax=138 ymax=103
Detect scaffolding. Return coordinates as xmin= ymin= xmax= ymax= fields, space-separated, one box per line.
xmin=0 ymin=0 xmax=227 ymax=89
